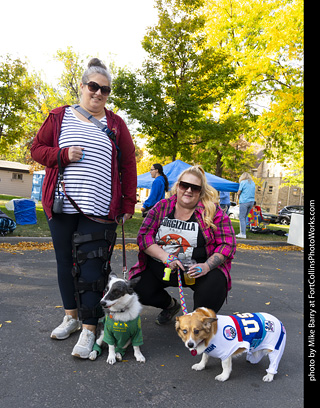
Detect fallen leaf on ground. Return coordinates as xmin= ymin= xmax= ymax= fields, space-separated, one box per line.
xmin=237 ymin=243 xmax=301 ymax=252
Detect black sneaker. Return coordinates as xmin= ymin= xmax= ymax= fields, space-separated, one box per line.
xmin=155 ymin=298 xmax=181 ymax=325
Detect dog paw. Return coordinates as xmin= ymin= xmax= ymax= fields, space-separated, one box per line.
xmin=107 ymin=356 xmax=116 ymax=365
xmin=263 ymin=373 xmax=274 ymax=382
xmin=135 ymin=353 xmax=146 ymax=363
xmin=192 ymin=363 xmax=205 ymax=371
xmin=89 ymin=351 xmax=98 ymax=361
xmin=116 ymin=353 xmax=123 ymax=362
xmin=215 ymin=373 xmax=229 ymax=382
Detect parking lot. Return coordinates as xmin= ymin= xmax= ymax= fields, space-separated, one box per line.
xmin=0 ymin=243 xmax=303 ymax=408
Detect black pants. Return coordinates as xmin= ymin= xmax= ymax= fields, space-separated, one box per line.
xmin=47 ymin=213 xmax=117 ymax=326
xmin=134 ymin=265 xmax=227 ymax=313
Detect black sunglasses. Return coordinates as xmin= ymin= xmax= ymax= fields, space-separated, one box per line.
xmin=84 ymin=81 xmax=111 ymax=96
xmin=178 ymin=181 xmax=202 ymax=193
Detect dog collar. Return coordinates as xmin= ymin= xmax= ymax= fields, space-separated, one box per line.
xmin=108 ymin=308 xmax=127 ymax=319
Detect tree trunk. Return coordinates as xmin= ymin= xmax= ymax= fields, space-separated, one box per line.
xmin=215 ymin=150 xmax=223 ymax=177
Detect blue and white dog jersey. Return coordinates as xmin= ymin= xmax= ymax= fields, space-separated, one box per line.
xmin=204 ymin=313 xmax=286 ymax=375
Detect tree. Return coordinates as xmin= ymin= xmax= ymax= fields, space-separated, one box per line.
xmin=54 ymin=47 xmax=87 ymax=104
xmin=112 ymin=0 xmax=243 ymax=171
xmin=0 ymin=55 xmax=35 ymax=153
xmin=0 ymin=49 xmax=86 ymax=164
xmin=205 ymin=0 xmax=303 ymax=185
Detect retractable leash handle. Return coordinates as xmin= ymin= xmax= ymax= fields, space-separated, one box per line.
xmin=163 ymin=268 xmax=171 ymax=281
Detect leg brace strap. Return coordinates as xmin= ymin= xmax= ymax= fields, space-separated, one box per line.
xmin=75 ymin=277 xmax=106 ymax=294
xmin=72 ymin=229 xmax=116 ymax=321
xmin=79 ymin=303 xmax=104 ymax=321
xmin=75 ymin=246 xmax=112 ymax=265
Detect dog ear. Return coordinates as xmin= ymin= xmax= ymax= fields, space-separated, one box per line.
xmin=175 ymin=316 xmax=180 ymax=329
xmin=108 ymin=272 xmax=117 ymax=281
xmin=128 ymin=276 xmax=141 ymax=288
xmin=126 ymin=276 xmax=141 ymax=294
xmin=202 ymin=317 xmax=218 ymax=332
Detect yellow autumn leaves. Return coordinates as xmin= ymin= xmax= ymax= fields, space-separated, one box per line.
xmin=0 ymin=241 xmax=301 ymax=253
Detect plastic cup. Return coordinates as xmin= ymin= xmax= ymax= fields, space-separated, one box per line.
xmin=182 ymin=259 xmax=197 ymax=285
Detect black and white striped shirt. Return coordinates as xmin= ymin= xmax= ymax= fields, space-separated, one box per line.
xmin=56 ymin=107 xmax=112 ymax=216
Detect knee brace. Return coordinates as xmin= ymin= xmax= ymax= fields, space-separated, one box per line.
xmin=72 ymin=228 xmax=117 ymax=321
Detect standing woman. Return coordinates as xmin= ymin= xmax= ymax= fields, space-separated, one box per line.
xmin=236 ymin=172 xmax=255 ymax=239
xmin=31 ymin=58 xmax=137 ymax=358
xmin=141 ymin=163 xmax=169 ymax=217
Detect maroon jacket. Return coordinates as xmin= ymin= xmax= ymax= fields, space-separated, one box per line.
xmin=31 ymin=106 xmax=137 ymax=220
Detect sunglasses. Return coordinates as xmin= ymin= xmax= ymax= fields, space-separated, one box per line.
xmin=178 ymin=181 xmax=202 ymax=193
xmin=83 ymin=81 xmax=111 ymax=96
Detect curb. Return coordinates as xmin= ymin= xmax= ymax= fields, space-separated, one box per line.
xmin=0 ymin=236 xmax=291 ymax=247
xmin=0 ymin=236 xmax=138 ymax=245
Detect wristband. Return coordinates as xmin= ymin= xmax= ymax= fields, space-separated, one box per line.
xmin=163 ymin=254 xmax=178 ymax=268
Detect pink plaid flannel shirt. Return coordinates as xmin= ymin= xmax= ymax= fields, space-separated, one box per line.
xmin=129 ymin=195 xmax=236 ymax=291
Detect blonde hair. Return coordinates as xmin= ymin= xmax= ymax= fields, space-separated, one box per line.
xmin=172 ymin=165 xmax=218 ymax=230
xmin=239 ymin=172 xmax=253 ymax=183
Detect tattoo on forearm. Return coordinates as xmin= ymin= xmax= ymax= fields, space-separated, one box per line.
xmin=205 ymin=253 xmax=226 ymax=270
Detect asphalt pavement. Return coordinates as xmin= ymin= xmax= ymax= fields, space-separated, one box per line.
xmin=0 ymin=242 xmax=303 ymax=408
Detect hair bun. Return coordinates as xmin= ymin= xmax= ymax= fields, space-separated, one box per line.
xmin=88 ymin=58 xmax=107 ymax=70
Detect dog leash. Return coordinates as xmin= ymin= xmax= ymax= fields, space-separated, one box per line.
xmin=119 ymin=215 xmax=128 ymax=281
xmin=177 ymin=269 xmax=188 ymax=315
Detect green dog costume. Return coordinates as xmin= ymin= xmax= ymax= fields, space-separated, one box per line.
xmin=93 ymin=314 xmax=143 ymax=357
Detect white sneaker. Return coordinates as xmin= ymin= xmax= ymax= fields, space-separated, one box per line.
xmin=236 ymin=233 xmax=246 ymax=239
xmin=71 ymin=328 xmax=95 ymax=359
xmin=50 ymin=315 xmax=81 ymax=340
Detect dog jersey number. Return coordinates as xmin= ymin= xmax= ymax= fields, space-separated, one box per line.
xmin=235 ymin=313 xmax=260 ymax=336
xmin=231 ymin=313 xmax=266 ymax=348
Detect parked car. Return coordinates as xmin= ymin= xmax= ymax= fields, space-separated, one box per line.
xmin=278 ymin=205 xmax=304 ymax=225
xmin=260 ymin=208 xmax=279 ymax=224
xmin=228 ymin=202 xmax=239 ymax=219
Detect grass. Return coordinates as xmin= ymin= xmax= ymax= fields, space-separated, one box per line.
xmin=230 ymin=219 xmax=288 ymax=242
xmin=0 ymin=195 xmax=50 ymax=237
xmin=1 ymin=194 xmax=288 ymax=241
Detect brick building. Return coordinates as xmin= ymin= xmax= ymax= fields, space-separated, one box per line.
xmin=252 ymin=160 xmax=303 ymax=214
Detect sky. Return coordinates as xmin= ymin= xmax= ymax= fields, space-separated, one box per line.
xmin=1 ymin=0 xmax=159 ymax=85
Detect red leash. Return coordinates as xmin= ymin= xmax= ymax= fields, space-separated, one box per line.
xmin=118 ymin=215 xmax=128 ymax=281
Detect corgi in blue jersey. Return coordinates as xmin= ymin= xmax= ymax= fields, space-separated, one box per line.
xmin=176 ymin=308 xmax=286 ymax=382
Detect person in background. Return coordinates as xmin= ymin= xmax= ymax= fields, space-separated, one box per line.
xmin=248 ymin=201 xmax=263 ymax=228
xmin=219 ymin=191 xmax=231 ymax=214
xmin=31 ymin=58 xmax=137 ymax=359
xmin=141 ymin=163 xmax=169 ymax=217
xmin=236 ymin=172 xmax=255 ymax=239
xmin=130 ymin=165 xmax=236 ymax=325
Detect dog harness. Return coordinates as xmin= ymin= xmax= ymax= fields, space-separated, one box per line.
xmin=103 ymin=315 xmax=143 ymax=356
xmin=204 ymin=313 xmax=286 ymax=374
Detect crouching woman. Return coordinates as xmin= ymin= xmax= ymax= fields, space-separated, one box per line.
xmin=129 ymin=165 xmax=236 ymax=325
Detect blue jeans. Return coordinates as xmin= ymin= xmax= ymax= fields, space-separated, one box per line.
xmin=239 ymin=201 xmax=254 ymax=235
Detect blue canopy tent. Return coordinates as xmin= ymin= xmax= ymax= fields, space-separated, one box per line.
xmin=137 ymin=160 xmax=239 ymax=192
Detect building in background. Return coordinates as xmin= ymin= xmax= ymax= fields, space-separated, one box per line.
xmin=253 ymin=159 xmax=303 ymax=214
xmin=0 ymin=160 xmax=33 ymax=197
